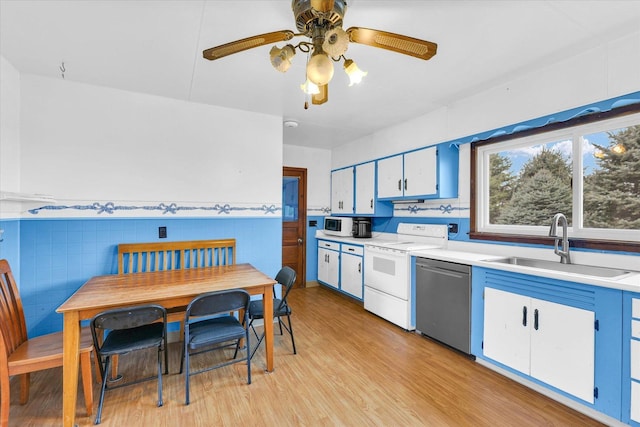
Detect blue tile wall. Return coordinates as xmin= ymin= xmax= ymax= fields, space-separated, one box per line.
xmin=306 ymin=216 xmax=323 ymax=281
xmin=0 ymin=219 xmax=21 ymax=284
xmin=18 ymin=217 xmax=281 ymax=338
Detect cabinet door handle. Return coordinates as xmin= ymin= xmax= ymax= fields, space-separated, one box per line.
xmin=534 ymin=309 xmax=539 ymax=331
xmin=358 ymin=262 xmax=361 ymax=273
xmin=404 ymin=178 xmax=408 ymax=191
xmin=370 ymin=198 xmax=373 ymax=208
xmin=398 ymin=179 xmax=402 ymax=191
xmin=522 ymin=306 xmax=527 ymax=327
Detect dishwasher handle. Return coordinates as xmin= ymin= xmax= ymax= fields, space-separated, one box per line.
xmin=416 ymin=264 xmax=469 ymax=280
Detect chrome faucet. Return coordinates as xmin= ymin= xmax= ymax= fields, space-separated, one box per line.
xmin=549 ymin=213 xmax=571 ymax=264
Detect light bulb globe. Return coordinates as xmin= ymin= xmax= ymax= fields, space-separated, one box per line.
xmin=307 ymin=53 xmax=334 ymax=86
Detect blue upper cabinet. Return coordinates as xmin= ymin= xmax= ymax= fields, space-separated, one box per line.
xmin=377 ymin=143 xmax=458 ymax=201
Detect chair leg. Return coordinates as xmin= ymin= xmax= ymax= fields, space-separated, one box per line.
xmin=95 ymin=356 xmax=111 ymax=424
xmin=249 ymin=318 xmax=260 ymax=341
xmin=157 ymin=347 xmax=164 ymax=407
xmin=249 ymin=331 xmax=265 ymax=360
xmin=184 ymin=346 xmax=191 ymax=405
xmin=246 ymin=329 xmax=251 ymax=385
xmin=1 ymin=370 xmax=10 ymax=427
xmin=286 ymin=314 xmax=296 ymax=354
xmin=18 ymin=373 xmax=29 ymax=405
xmin=163 ymin=335 xmax=169 ymax=375
xmin=93 ymin=350 xmax=103 ymax=384
xmin=80 ymin=351 xmax=94 ymax=416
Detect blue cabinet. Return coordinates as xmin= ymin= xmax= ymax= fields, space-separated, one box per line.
xmin=471 ymin=267 xmax=623 ymax=420
xmin=623 ymin=292 xmax=640 ymax=426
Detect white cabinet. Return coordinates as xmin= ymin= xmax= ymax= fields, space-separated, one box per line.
xmin=331 ymin=167 xmax=354 ymax=214
xmin=404 ymin=146 xmax=438 ymax=196
xmin=317 ymin=241 xmax=339 ymax=289
xmin=484 ymin=287 xmax=595 ymax=403
xmin=340 ymin=245 xmax=363 ymax=299
xmin=377 ymin=154 xmax=404 ymax=198
xmin=378 ymin=146 xmax=437 ymax=198
xmin=331 ymin=162 xmax=392 ymax=216
xmin=317 ymin=240 xmax=364 ymax=300
xmin=354 ymin=162 xmax=375 ymax=215
xmin=377 ymin=144 xmax=458 ymax=200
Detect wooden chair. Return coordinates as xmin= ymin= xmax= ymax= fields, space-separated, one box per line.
xmin=0 ymin=259 xmax=93 ymax=427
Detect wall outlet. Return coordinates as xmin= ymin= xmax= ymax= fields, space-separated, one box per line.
xmin=158 ymin=226 xmax=167 ymax=239
xmin=448 ymin=223 xmax=459 ymax=234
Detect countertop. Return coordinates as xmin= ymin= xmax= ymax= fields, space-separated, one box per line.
xmin=314 ymin=230 xmax=640 ymax=292
xmin=410 ymin=245 xmax=640 ymax=293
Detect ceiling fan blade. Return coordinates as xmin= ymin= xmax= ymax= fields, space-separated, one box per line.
xmin=310 ymin=0 xmax=335 ymax=13
xmin=312 ymin=84 xmax=328 ymax=105
xmin=346 ymin=27 xmax=437 ymax=60
xmin=203 ymin=30 xmax=296 ymax=61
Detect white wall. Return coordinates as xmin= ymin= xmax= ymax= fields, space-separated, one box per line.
xmin=0 ymin=57 xmax=21 ymax=196
xmin=283 ymin=144 xmax=331 ymax=215
xmin=333 ymin=29 xmax=640 ymax=169
xmin=18 ymin=74 xmax=283 ymax=208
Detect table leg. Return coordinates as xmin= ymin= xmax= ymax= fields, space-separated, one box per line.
xmin=263 ymin=285 xmax=274 ymax=372
xmin=62 ymin=312 xmax=80 ymax=427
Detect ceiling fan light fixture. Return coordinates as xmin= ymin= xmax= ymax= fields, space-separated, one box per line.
xmin=270 ymin=44 xmax=296 ymax=72
xmin=323 ymin=27 xmax=349 ymax=57
xmin=306 ymin=52 xmax=334 ymax=85
xmin=343 ymin=58 xmax=367 ymax=86
xmin=300 ymin=78 xmax=320 ymax=95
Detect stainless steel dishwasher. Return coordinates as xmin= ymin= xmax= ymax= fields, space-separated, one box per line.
xmin=415 ymin=258 xmax=471 ymax=354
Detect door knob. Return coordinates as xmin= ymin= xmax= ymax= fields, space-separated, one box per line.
xmin=297 ymin=238 xmax=303 ymax=245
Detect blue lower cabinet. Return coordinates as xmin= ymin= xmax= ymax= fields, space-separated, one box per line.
xmin=471 ymin=267 xmax=623 ymax=421
xmin=623 ymin=292 xmax=640 ymax=426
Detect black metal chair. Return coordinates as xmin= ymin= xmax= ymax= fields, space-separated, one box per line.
xmin=90 ymin=304 xmax=168 ymax=425
xmin=248 ymin=266 xmax=297 ymax=359
xmin=180 ymin=289 xmax=251 ymax=405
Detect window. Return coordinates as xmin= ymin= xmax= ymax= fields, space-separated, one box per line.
xmin=473 ymin=110 xmax=640 ymax=250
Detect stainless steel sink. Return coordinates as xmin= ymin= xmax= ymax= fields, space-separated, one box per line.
xmin=486 ymin=257 xmax=632 ymax=278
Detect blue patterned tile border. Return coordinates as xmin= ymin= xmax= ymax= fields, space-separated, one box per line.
xmin=27 ymin=202 xmax=280 ymax=216
xmin=394 ymin=204 xmax=470 ymax=215
xmin=308 ymin=206 xmax=331 ymax=215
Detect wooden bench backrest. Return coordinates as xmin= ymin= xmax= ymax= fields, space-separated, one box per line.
xmin=117 ymin=239 xmax=236 ymax=274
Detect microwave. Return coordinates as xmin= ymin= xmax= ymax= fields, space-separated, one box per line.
xmin=324 ymin=216 xmax=353 ymax=237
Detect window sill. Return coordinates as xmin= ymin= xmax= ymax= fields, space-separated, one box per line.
xmin=469 ymin=232 xmax=640 ymax=254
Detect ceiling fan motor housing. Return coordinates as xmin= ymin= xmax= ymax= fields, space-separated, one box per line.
xmin=292 ymin=0 xmax=347 ymax=35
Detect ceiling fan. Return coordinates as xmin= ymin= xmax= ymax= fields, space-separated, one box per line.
xmin=202 ymin=0 xmax=438 ymax=107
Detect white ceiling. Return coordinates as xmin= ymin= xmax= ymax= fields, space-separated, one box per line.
xmin=2 ymin=1 xmax=640 ymax=150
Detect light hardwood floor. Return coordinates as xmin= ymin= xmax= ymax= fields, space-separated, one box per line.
xmin=8 ymin=286 xmax=605 ymax=426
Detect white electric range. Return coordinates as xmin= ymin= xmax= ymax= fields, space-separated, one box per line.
xmin=364 ymin=223 xmax=449 ymax=330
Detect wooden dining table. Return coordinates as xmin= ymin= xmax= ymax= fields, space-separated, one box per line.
xmin=56 ymin=263 xmax=276 ymax=427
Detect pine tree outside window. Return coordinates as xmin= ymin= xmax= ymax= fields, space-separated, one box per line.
xmin=475 ymin=112 xmax=640 ymax=246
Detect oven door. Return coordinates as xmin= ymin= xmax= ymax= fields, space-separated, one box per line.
xmin=364 ymin=245 xmax=409 ymax=300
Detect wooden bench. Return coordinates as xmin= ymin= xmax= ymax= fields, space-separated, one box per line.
xmin=117 ymin=238 xmax=236 ymax=274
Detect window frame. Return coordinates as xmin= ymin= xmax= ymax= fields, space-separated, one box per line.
xmin=470 ymin=104 xmax=640 ymax=253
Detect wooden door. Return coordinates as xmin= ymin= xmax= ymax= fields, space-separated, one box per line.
xmin=282 ymin=167 xmax=307 ymax=288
